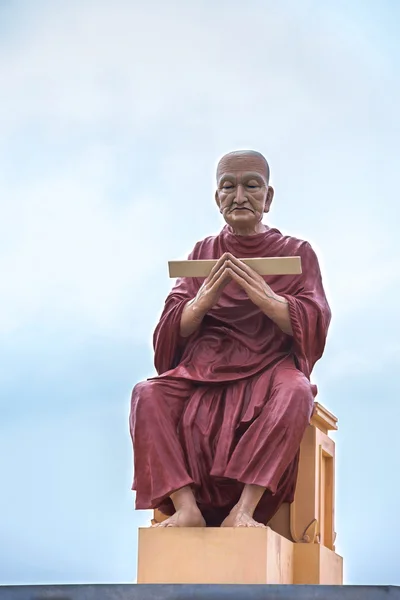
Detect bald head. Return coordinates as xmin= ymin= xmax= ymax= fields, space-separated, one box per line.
xmin=216 ymin=150 xmax=270 ymax=184
xmin=215 ymin=149 xmax=274 ymax=235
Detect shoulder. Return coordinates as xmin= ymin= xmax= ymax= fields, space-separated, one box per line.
xmin=268 ymin=228 xmax=315 ymax=255
xmin=188 ymin=232 xmax=222 ymax=259
xmin=268 ymin=230 xmax=322 ymax=277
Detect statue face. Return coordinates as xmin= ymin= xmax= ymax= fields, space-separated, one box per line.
xmin=215 ymin=154 xmax=273 ymax=234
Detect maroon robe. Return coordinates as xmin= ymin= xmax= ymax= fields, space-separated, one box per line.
xmin=130 ymin=225 xmax=331 ymax=525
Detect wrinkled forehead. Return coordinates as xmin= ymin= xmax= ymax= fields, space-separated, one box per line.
xmin=216 ymin=153 xmax=269 ymax=183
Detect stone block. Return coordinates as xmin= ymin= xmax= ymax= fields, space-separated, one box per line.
xmin=294 ymin=542 xmax=343 ymax=584
xmin=137 ymin=526 xmax=294 ymax=584
xmin=137 ymin=526 xmax=343 ymax=585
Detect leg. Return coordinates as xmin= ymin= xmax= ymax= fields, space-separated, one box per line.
xmin=130 ymin=378 xmax=205 ymax=527
xmin=222 ymin=364 xmax=314 ymax=527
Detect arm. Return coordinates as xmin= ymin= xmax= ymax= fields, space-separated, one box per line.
xmin=280 ymin=243 xmax=331 ymax=375
xmin=180 ymin=298 xmax=207 ymax=338
xmin=258 ymin=290 xmax=293 ymax=335
xmin=153 ymin=251 xmax=232 ymax=373
xmin=224 ymin=247 xmax=331 ymax=377
xmin=153 ymin=291 xmax=192 ymax=374
xmin=153 ymin=246 xmax=200 ymax=374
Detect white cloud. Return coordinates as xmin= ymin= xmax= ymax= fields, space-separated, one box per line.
xmin=1 ymin=0 xmax=398 ymax=343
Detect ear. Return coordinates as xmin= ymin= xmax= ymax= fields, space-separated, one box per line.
xmin=215 ymin=189 xmax=222 ymax=212
xmin=263 ymin=186 xmax=274 ymax=213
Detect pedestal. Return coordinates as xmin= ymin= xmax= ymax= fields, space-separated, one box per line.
xmin=294 ymin=543 xmax=343 ymax=584
xmin=137 ymin=527 xmax=343 ymax=585
xmin=144 ymin=402 xmax=343 ymax=586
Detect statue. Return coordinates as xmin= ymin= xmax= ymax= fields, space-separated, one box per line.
xmin=129 ymin=150 xmax=331 ymax=529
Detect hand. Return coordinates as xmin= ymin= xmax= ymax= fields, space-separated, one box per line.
xmin=224 ymin=255 xmax=292 ymax=334
xmin=224 ymin=255 xmax=284 ymax=310
xmin=192 ymin=252 xmax=232 ymax=315
xmin=180 ymin=253 xmax=233 ymax=337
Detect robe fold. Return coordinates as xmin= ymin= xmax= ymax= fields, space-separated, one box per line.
xmin=130 ymin=225 xmax=331 ymax=526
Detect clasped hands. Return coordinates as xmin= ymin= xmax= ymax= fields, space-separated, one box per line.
xmin=181 ymin=252 xmax=292 ymax=337
xmin=193 ymin=252 xmax=283 ymax=316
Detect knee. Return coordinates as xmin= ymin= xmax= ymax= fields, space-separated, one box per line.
xmin=291 ymin=372 xmax=313 ymax=398
xmin=277 ymin=370 xmax=314 ymax=421
xmin=131 ymin=380 xmax=159 ymax=420
xmin=290 ymin=372 xmax=314 ymax=418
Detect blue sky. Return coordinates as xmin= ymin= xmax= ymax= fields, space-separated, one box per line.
xmin=0 ymin=0 xmax=399 ymax=586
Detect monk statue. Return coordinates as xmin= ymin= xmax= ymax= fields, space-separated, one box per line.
xmin=129 ymin=150 xmax=331 ymax=528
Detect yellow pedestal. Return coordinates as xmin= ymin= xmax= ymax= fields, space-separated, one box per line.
xmin=143 ymin=402 xmax=343 ymax=586
xmin=294 ymin=543 xmax=343 ymax=584
xmin=137 ymin=527 xmax=343 ymax=585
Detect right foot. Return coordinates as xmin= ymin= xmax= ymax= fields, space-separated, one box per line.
xmin=152 ymin=506 xmax=205 ymax=528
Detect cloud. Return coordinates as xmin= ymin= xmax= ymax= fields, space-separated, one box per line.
xmin=0 ymin=158 xmax=174 ymax=337
xmin=1 ymin=0 xmax=398 ymax=344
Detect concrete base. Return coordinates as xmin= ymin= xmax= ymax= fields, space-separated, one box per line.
xmin=295 ymin=543 xmax=343 ymax=584
xmin=137 ymin=526 xmax=343 ymax=585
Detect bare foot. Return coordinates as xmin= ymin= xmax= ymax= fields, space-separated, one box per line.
xmin=153 ymin=506 xmax=206 ymax=528
xmin=221 ymin=509 xmax=266 ymax=528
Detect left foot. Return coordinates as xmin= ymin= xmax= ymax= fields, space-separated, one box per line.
xmin=221 ymin=508 xmax=266 ymax=528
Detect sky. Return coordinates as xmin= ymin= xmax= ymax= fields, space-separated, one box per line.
xmin=0 ymin=0 xmax=399 ymax=587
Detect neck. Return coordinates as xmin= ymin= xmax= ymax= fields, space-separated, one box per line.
xmin=230 ymin=222 xmax=267 ymax=236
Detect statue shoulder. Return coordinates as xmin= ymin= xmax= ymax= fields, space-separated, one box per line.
xmin=271 ymin=230 xmax=314 ymax=256
xmin=188 ymin=233 xmax=221 ymax=259
xmin=272 ymin=232 xmax=323 ymax=270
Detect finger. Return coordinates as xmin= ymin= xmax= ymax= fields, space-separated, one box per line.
xmin=226 ymin=268 xmax=252 ymax=292
xmin=228 ymin=260 xmax=274 ymax=297
xmin=209 ymin=264 xmax=232 ymax=290
xmin=206 ymin=254 xmax=232 ymax=286
xmin=226 ymin=261 xmax=256 ymax=287
xmin=206 ymin=264 xmax=227 ymax=289
xmin=206 ymin=253 xmax=230 ymax=282
xmin=228 ymin=255 xmax=260 ymax=280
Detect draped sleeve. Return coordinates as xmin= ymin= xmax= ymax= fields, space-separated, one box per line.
xmin=153 ymin=245 xmax=201 ymax=375
xmin=281 ymin=242 xmax=331 ymax=379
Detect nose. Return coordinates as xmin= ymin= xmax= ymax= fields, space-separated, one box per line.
xmin=235 ymin=184 xmax=247 ymax=204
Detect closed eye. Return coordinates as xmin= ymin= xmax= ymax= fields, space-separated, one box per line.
xmin=246 ymin=179 xmax=262 ymax=189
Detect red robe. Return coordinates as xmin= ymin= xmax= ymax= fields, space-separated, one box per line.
xmin=130 ymin=225 xmax=331 ymax=525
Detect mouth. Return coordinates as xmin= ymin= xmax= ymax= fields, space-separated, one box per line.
xmin=230 ymin=207 xmax=253 ymax=213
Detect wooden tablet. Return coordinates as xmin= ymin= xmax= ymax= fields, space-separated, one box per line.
xmin=168 ymin=256 xmax=302 ymax=278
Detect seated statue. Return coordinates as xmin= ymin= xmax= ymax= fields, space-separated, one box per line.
xmin=129 ymin=150 xmax=331 ymax=528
